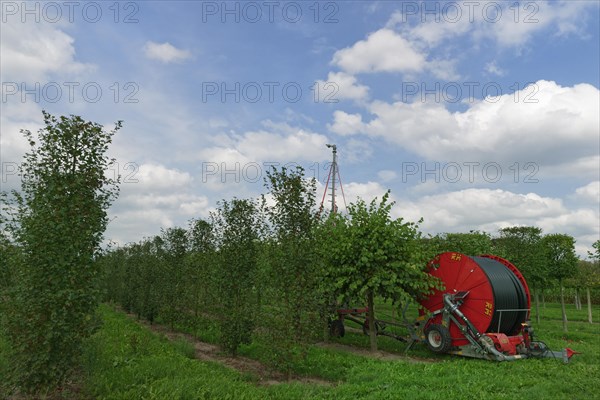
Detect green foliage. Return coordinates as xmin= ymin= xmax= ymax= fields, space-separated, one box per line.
xmin=570 ymin=260 xmax=600 ymax=289
xmin=159 ymin=227 xmax=190 ymax=328
xmin=428 ymin=230 xmax=493 ymax=257
xmin=260 ymin=166 xmax=323 ymax=376
xmin=1 ymin=111 xmax=121 ymax=393
xmin=319 ymin=191 xmax=440 ymax=351
xmin=589 ymin=240 xmax=600 ymax=262
xmin=212 ymin=198 xmax=260 ymax=355
xmin=495 ymin=226 xmax=547 ymax=288
xmin=542 ymin=233 xmax=578 ymax=284
xmin=0 ymin=230 xmax=18 ymax=291
xmin=184 ymin=218 xmax=217 ymax=325
xmin=542 ymin=233 xmax=578 ymax=332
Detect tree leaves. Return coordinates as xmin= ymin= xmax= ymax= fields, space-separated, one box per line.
xmin=1 ymin=112 xmax=121 ymax=394
xmin=317 ymin=191 xmax=440 ymax=351
xmin=212 ymin=198 xmax=259 ymax=356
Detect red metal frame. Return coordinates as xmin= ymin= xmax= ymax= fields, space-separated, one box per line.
xmin=419 ymin=252 xmax=532 ymax=347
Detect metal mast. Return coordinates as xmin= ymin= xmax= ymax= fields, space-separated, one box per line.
xmin=327 ymin=143 xmax=337 ymax=213
xmin=319 ymin=144 xmax=347 ymax=214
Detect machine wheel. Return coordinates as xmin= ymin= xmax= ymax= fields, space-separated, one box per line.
xmin=329 ymin=319 xmax=345 ymax=338
xmin=425 ymin=324 xmax=452 ymax=353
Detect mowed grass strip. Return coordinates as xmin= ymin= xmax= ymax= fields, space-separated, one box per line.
xmin=2 ymin=302 xmax=598 ymax=399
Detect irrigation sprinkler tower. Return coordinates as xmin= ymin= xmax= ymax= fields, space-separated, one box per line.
xmin=321 ymin=144 xmax=347 ymax=214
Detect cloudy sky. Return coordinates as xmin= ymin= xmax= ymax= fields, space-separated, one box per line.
xmin=1 ymin=1 xmax=598 ymax=256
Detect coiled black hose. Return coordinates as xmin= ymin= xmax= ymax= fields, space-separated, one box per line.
xmin=472 ymin=256 xmax=528 ymax=335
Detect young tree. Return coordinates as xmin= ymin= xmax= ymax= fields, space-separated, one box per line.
xmin=212 ymin=199 xmax=259 ymax=356
xmin=583 ymin=241 xmax=600 ymax=323
xmin=496 ymin=226 xmax=546 ymax=323
xmin=2 ymin=112 xmax=121 ymax=392
xmin=573 ymin=260 xmax=600 ymax=323
xmin=185 ymin=218 xmax=216 ymax=323
xmin=542 ymin=233 xmax=578 ymax=332
xmin=321 ymin=192 xmax=440 ymax=352
xmin=159 ymin=227 xmax=190 ymax=328
xmin=261 ymin=167 xmax=322 ymax=378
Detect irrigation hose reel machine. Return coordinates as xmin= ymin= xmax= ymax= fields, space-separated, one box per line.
xmin=416 ymin=252 xmax=577 ymax=362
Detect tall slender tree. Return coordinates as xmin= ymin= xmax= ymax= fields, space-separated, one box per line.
xmin=542 ymin=233 xmax=578 ymax=332
xmin=2 ymin=112 xmax=121 ymax=393
xmin=261 ymin=167 xmax=322 ymax=378
xmin=212 ymin=198 xmax=260 ymax=356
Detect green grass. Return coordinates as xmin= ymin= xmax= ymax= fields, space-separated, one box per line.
xmin=1 ymin=302 xmax=599 ymax=399
xmin=82 ymin=305 xmax=327 ymax=399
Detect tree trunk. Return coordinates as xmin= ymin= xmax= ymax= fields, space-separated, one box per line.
xmin=574 ymin=289 xmax=581 ymax=310
xmin=560 ymin=283 xmax=568 ymax=332
xmin=587 ymin=288 xmax=593 ymax=324
xmin=534 ymin=288 xmax=541 ymax=324
xmin=367 ymin=291 xmax=377 ymax=352
xmin=542 ymin=291 xmax=546 ymax=309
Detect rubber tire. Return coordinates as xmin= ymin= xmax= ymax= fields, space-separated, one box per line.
xmin=330 ymin=319 xmax=345 ymax=338
xmin=425 ymin=324 xmax=452 ymax=353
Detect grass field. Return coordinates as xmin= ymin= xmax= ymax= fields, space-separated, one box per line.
xmin=1 ymin=302 xmax=599 ymax=399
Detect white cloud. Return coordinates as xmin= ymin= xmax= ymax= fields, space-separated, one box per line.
xmin=105 ymin=191 xmax=213 ymax=245
xmin=343 ymin=181 xmax=390 ymax=205
xmin=574 ymin=181 xmax=600 ymax=204
xmin=343 ymin=139 xmax=373 ymax=164
xmin=387 ymin=1 xmax=596 ymax=51
xmin=0 ymin=20 xmax=93 ymax=82
xmin=195 ymin=121 xmax=331 ymax=192
xmin=143 ymin=41 xmax=191 ymax=63
xmin=328 ymin=80 xmax=599 ymax=176
xmin=392 ymin=188 xmax=599 ymax=256
xmin=378 ymin=170 xmax=397 ymax=182
xmin=132 ymin=163 xmax=193 ymax=189
xmin=331 ymin=29 xmax=426 ymax=74
xmin=387 ymin=9 xmax=471 ymax=48
xmin=199 ymin=121 xmax=329 ymax=165
xmin=425 ymin=58 xmax=460 ymax=81
xmin=484 ymin=61 xmax=505 ymax=77
xmin=105 ymin=163 xmax=210 ymax=245
xmin=396 ymin=189 xmax=565 ymax=228
xmin=487 ymin=1 xmax=594 ymax=49
xmin=315 ymin=72 xmax=369 ymax=102
xmin=328 ymin=111 xmax=364 ymax=136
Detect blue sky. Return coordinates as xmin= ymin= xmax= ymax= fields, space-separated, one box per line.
xmin=1 ymin=1 xmax=599 ymax=256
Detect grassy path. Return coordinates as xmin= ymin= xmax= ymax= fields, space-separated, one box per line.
xmin=2 ymin=303 xmax=599 ymax=399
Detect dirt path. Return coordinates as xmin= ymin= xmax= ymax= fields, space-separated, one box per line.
xmin=124 ymin=313 xmax=332 ymax=386
xmin=316 ymin=342 xmax=439 ymax=363
xmin=121 ymin=310 xmax=438 ymax=386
